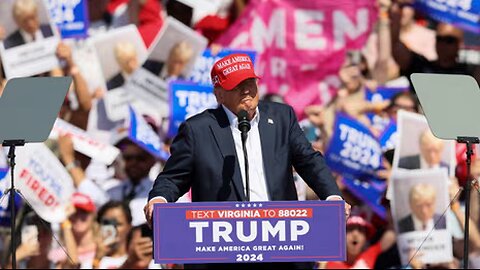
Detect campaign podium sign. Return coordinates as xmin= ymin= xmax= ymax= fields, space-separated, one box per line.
xmin=153 ymin=200 xmax=346 ymax=264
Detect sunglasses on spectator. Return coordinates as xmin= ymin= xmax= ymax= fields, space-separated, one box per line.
xmin=100 ymin=218 xmax=119 ymax=226
xmin=122 ymin=153 xmax=150 ymax=162
xmin=393 ymin=103 xmax=416 ymax=112
xmin=436 ymin=35 xmax=459 ymax=44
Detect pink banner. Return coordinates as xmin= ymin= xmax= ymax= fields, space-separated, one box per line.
xmin=217 ymin=0 xmax=377 ymax=117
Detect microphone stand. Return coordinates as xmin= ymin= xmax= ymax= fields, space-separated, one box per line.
xmin=241 ymin=132 xmax=250 ymax=201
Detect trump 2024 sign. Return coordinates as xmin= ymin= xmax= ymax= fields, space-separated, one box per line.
xmin=153 ymin=201 xmax=345 ymax=264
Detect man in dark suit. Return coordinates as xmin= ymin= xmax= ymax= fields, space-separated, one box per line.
xmin=398 ymin=129 xmax=448 ymax=171
xmin=144 ymin=53 xmax=349 ymax=269
xmin=3 ymin=0 xmax=54 ymax=49
xmin=397 ymin=183 xmax=446 ymax=234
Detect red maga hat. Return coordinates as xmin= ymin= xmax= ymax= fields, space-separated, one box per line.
xmin=211 ymin=53 xmax=259 ymax=90
xmin=72 ymin=192 xmax=96 ymax=213
xmin=347 ymin=215 xmax=375 ymax=239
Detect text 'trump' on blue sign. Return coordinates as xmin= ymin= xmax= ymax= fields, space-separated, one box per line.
xmin=153 ymin=200 xmax=346 ymax=264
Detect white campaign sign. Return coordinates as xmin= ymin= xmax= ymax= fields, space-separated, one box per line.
xmin=391 ymin=169 xmax=453 ymax=265
xmin=49 ymin=118 xmax=120 ymax=164
xmin=397 ymin=231 xmax=453 ymax=265
xmin=0 ymin=37 xmax=60 ymax=78
xmin=11 ymin=143 xmax=74 ymax=223
xmin=124 ymin=68 xmax=170 ymax=118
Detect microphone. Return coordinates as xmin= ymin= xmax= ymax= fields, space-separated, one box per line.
xmin=237 ymin=109 xmax=250 ymax=201
xmin=237 ymin=110 xmax=251 ymax=135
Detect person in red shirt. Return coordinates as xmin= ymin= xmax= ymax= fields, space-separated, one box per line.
xmin=325 ymin=215 xmax=395 ymax=269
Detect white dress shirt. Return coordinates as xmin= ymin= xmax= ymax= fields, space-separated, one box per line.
xmin=19 ymin=28 xmax=45 ymax=43
xmin=412 ymin=214 xmax=434 ymax=231
xmin=222 ymin=105 xmax=270 ymax=201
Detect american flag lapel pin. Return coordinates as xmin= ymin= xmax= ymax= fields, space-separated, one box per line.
xmin=268 ymin=118 xmax=274 ymax=124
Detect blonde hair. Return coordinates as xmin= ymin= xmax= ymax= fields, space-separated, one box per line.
xmin=114 ymin=42 xmax=137 ymax=63
xmin=169 ymin=41 xmax=194 ymax=62
xmin=12 ymin=0 xmax=38 ymax=20
xmin=409 ymin=183 xmax=436 ymax=204
xmin=419 ymin=129 xmax=444 ymax=149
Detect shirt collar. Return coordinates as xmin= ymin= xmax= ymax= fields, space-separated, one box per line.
xmin=412 ymin=214 xmax=433 ymax=230
xmin=221 ymin=105 xmax=260 ymax=129
xmin=19 ymin=28 xmax=39 ymax=43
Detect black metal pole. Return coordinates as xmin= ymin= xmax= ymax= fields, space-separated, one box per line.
xmin=464 ymin=141 xmax=473 ymax=269
xmin=8 ymin=145 xmax=16 ymax=269
xmin=241 ymin=132 xmax=250 ymax=201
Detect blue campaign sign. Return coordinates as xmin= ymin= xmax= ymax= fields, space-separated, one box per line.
xmin=414 ymin=0 xmax=480 ymax=33
xmin=128 ymin=106 xmax=170 ymax=161
xmin=189 ymin=48 xmax=257 ymax=85
xmin=365 ymin=87 xmax=407 ymax=104
xmin=325 ymin=113 xmax=384 ymax=181
xmin=342 ymin=177 xmax=387 ymax=220
xmin=153 ymin=200 xmax=345 ymax=264
xmin=0 ymin=189 xmax=23 ymax=228
xmin=378 ymin=120 xmax=397 ymax=152
xmin=168 ymin=80 xmax=217 ymax=138
xmin=48 ymin=0 xmax=89 ymax=38
xmin=365 ymin=86 xmax=406 ymax=131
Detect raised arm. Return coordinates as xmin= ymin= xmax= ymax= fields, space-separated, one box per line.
xmin=390 ymin=1 xmax=413 ymax=73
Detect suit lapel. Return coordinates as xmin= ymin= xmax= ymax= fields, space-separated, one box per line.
xmin=209 ymin=107 xmax=246 ymax=201
xmin=258 ymin=103 xmax=276 ymax=200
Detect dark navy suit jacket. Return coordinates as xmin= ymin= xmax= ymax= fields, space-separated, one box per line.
xmin=106 ymin=73 xmax=125 ymax=90
xmin=3 ymin=24 xmax=53 ymax=49
xmin=148 ymin=101 xmax=341 ymax=269
xmin=397 ymin=214 xmax=446 ymax=234
xmin=398 ymin=154 xmax=449 ymax=173
xmin=149 ymin=101 xmax=341 ymax=203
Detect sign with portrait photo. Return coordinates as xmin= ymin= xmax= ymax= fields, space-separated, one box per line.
xmin=124 ymin=16 xmax=208 ymax=121
xmin=392 ymin=110 xmax=456 ymax=177
xmin=0 ymin=0 xmax=60 ymax=78
xmin=390 ymin=169 xmax=453 ymax=265
xmin=91 ymin=24 xmax=148 ymax=90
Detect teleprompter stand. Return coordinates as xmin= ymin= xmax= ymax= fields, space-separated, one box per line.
xmin=0 ymin=77 xmax=71 ymax=269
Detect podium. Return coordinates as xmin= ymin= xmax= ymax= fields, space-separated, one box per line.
xmin=152 ymin=200 xmax=345 ymax=264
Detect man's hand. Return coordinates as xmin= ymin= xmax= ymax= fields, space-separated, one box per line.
xmin=56 ymin=42 xmax=74 ymax=67
xmin=125 ymin=234 xmax=153 ymax=268
xmin=0 ymin=26 xmax=5 ymax=40
xmin=144 ymin=197 xmax=167 ymax=228
xmin=326 ymin=196 xmax=351 ymax=219
xmin=58 ymin=134 xmax=75 ymax=165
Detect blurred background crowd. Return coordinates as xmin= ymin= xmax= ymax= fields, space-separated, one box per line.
xmin=0 ymin=0 xmax=479 ymax=268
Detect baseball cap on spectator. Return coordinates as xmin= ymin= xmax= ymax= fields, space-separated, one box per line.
xmin=72 ymin=192 xmax=96 ymax=212
xmin=211 ymin=53 xmax=259 ymax=90
xmin=347 ymin=215 xmax=375 ymax=239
